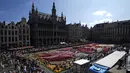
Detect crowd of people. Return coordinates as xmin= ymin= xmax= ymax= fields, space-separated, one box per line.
xmin=0 ymin=50 xmax=45 ymax=73
xmin=9 ymin=48 xmax=45 ymax=54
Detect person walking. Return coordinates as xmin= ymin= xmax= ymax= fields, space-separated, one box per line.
xmin=17 ymin=65 xmax=21 ymax=73
xmin=12 ymin=70 xmax=16 ymax=73
xmin=10 ymin=59 xmax=13 ymax=65
xmin=14 ymin=62 xmax=17 ymax=70
xmin=117 ymin=59 xmax=123 ymax=69
xmin=21 ymin=64 xmax=24 ymax=72
xmin=1 ymin=62 xmax=4 ymax=71
xmin=24 ymin=65 xmax=27 ymax=73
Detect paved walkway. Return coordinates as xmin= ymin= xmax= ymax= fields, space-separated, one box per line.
xmin=109 ymin=65 xmax=126 ymax=73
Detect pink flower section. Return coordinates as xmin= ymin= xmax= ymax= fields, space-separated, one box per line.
xmin=39 ymin=51 xmax=74 ymax=61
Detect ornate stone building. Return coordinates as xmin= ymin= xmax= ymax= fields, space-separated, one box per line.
xmin=67 ymin=23 xmax=82 ymax=42
xmin=91 ymin=20 xmax=130 ymax=44
xmin=81 ymin=25 xmax=90 ymax=40
xmin=67 ymin=23 xmax=89 ymax=43
xmin=0 ymin=18 xmax=30 ymax=50
xmin=0 ymin=21 xmax=19 ymax=49
xmin=16 ymin=17 xmax=30 ymax=47
xmin=28 ymin=2 xmax=67 ymax=47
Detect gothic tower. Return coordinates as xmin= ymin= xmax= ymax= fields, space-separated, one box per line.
xmin=52 ymin=2 xmax=56 ymax=19
xmin=32 ymin=2 xmax=35 ymax=14
xmin=61 ymin=12 xmax=63 ymax=20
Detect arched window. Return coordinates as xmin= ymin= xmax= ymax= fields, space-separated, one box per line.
xmin=12 ymin=26 xmax=14 ymax=29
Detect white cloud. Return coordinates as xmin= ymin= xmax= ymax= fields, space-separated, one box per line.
xmin=88 ymin=19 xmax=113 ymax=28
xmin=92 ymin=10 xmax=113 ymax=17
xmin=106 ymin=13 xmax=112 ymax=17
xmin=92 ymin=11 xmax=107 ymax=16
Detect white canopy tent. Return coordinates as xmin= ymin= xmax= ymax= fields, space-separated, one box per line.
xmin=95 ymin=51 xmax=126 ymax=68
xmin=74 ymin=59 xmax=89 ymax=65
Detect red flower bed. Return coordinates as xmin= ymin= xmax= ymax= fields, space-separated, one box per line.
xmin=62 ymin=47 xmax=72 ymax=51
xmin=39 ymin=51 xmax=74 ymax=62
xmin=39 ymin=53 xmax=52 ymax=57
xmin=103 ymin=48 xmax=109 ymax=53
xmin=43 ymin=54 xmax=73 ymax=61
xmin=77 ymin=48 xmax=94 ymax=53
xmin=58 ymin=47 xmax=72 ymax=51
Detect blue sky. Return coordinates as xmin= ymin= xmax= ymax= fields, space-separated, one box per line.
xmin=0 ymin=0 xmax=130 ymax=28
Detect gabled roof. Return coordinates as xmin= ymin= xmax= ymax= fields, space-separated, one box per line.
xmin=39 ymin=12 xmax=51 ymax=16
xmin=38 ymin=12 xmax=65 ymax=22
xmin=38 ymin=12 xmax=51 ymax=20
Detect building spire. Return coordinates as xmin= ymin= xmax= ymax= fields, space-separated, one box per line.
xmin=52 ymin=1 xmax=56 ymax=16
xmin=36 ymin=8 xmax=38 ymax=15
xmin=65 ymin=16 xmax=66 ymax=21
xmin=32 ymin=2 xmax=34 ymax=9
xmin=53 ymin=2 xmax=55 ymax=10
xmin=32 ymin=2 xmax=35 ymax=13
xmin=52 ymin=0 xmax=56 ymax=10
xmin=61 ymin=12 xmax=63 ymax=17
